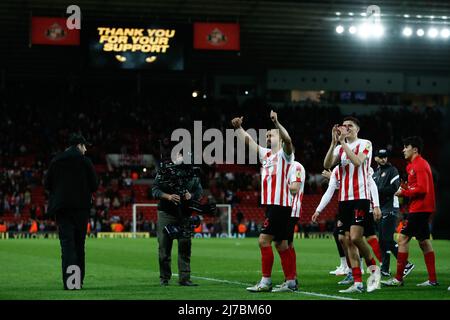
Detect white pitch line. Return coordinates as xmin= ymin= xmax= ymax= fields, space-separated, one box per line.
xmin=174 ymin=274 xmax=358 ymax=301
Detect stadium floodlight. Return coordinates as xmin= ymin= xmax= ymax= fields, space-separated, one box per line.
xmin=416 ymin=15 xmax=422 ymax=18
xmin=348 ymin=12 xmax=354 ymax=16
xmin=430 ymin=16 xmax=435 ymax=20
xmin=192 ymin=91 xmax=199 ymax=98
xmin=441 ymin=28 xmax=450 ymax=38
xmin=357 ymin=23 xmax=384 ymax=39
xmin=357 ymin=23 xmax=370 ymax=38
xmin=336 ymin=12 xmax=341 ymax=16
xmin=372 ymin=24 xmax=384 ymax=37
xmin=428 ymin=28 xmax=438 ymax=38
xmin=349 ymin=25 xmax=357 ymax=34
xmin=336 ymin=25 xmax=344 ymax=34
xmin=360 ymin=13 xmax=366 ymax=17
xmin=404 ymin=14 xmax=410 ymax=18
xmin=403 ymin=27 xmax=413 ymax=37
xmin=417 ymin=28 xmax=425 ymax=37
xmin=443 ymin=16 xmax=448 ymax=20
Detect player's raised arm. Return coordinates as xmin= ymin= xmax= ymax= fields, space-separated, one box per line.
xmin=338 ymin=131 xmax=370 ymax=167
xmin=270 ymin=110 xmax=293 ymax=155
xmin=323 ymin=125 xmax=340 ymax=169
xmin=231 ymin=116 xmax=259 ymax=157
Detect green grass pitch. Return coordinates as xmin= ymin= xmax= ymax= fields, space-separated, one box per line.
xmin=0 ymin=237 xmax=449 ymax=300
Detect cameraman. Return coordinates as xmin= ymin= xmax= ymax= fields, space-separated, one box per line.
xmin=152 ymin=153 xmax=203 ymax=286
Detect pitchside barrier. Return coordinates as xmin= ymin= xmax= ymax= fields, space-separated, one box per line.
xmin=0 ymin=231 xmax=333 ymax=239
xmin=0 ymin=232 xmax=426 ymax=240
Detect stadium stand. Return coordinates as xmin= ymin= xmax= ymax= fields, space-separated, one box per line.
xmin=0 ymin=90 xmax=443 ymax=234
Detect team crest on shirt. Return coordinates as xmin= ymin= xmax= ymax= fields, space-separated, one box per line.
xmin=381 ymin=172 xmax=386 ymax=177
xmin=409 ymin=169 xmax=415 ymax=175
xmin=296 ymin=170 xmax=302 ymax=178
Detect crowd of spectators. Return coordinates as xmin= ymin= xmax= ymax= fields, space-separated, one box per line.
xmin=0 ymin=87 xmax=445 ymax=235
xmin=0 ymin=161 xmax=46 ymax=216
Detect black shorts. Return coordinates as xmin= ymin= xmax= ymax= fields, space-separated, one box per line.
xmin=287 ymin=217 xmax=299 ymax=244
xmin=260 ymin=205 xmax=292 ymax=241
xmin=337 ymin=199 xmax=371 ymax=235
xmin=401 ymin=212 xmax=431 ymax=241
xmin=363 ymin=212 xmax=376 ymax=237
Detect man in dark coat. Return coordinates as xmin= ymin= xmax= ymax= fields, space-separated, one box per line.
xmin=45 ymin=133 xmax=98 ymax=290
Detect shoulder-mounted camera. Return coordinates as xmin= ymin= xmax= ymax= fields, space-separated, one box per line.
xmin=157 ymin=161 xmax=201 ymax=196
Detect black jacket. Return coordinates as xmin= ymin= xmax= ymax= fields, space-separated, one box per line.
xmin=45 ymin=146 xmax=99 ymax=215
xmin=372 ymin=162 xmax=400 ymax=213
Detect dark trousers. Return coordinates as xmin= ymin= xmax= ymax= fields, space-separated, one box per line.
xmin=157 ymin=210 xmax=192 ymax=282
xmin=56 ymin=209 xmax=89 ymax=289
xmin=333 ymin=220 xmax=345 ymax=258
xmin=378 ymin=211 xmax=399 ymax=273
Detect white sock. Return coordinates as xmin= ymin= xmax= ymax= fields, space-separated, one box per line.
xmin=360 ymin=258 xmax=364 ymax=270
xmin=286 ymin=279 xmax=297 ymax=287
xmin=340 ymin=257 xmax=347 ymax=268
xmin=261 ymin=277 xmax=271 ymax=285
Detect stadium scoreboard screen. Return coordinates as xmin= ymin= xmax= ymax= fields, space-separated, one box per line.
xmin=89 ymin=25 xmax=185 ymax=70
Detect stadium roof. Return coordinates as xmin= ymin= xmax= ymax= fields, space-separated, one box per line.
xmin=1 ymin=0 xmax=450 ymax=77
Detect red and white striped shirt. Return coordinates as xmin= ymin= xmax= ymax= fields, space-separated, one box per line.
xmin=316 ymin=165 xmax=378 ymax=213
xmin=287 ymin=161 xmax=305 ymax=217
xmin=258 ymin=146 xmax=294 ymax=207
xmin=333 ymin=138 xmax=372 ymax=201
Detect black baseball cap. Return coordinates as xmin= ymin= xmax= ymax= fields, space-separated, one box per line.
xmin=68 ymin=133 xmax=91 ymax=146
xmin=374 ymin=149 xmax=389 ymax=158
